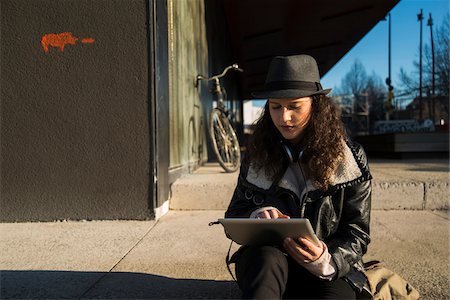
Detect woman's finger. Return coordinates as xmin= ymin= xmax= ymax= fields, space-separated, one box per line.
xmin=257 ymin=209 xmax=290 ymax=219
xmin=270 ymin=209 xmax=279 ymax=219
xmin=278 ymin=212 xmax=290 ymax=219
xmin=298 ymin=238 xmax=323 ymax=258
xmin=299 ymin=237 xmax=321 ymax=249
xmin=283 ymin=238 xmax=311 ymax=263
xmin=287 ymin=238 xmax=309 ymax=258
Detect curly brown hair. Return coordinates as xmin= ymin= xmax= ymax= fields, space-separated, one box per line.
xmin=246 ymin=94 xmax=347 ymax=190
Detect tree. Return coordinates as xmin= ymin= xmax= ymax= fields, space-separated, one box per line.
xmin=432 ymin=16 xmax=449 ymax=97
xmin=366 ymin=71 xmax=387 ymax=127
xmin=340 ymin=59 xmax=368 ymax=96
xmin=335 ymin=60 xmax=387 ymax=135
xmin=398 ymin=15 xmax=449 ymax=98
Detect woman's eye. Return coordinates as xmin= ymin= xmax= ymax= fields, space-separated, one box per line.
xmin=270 ymin=104 xmax=303 ymax=110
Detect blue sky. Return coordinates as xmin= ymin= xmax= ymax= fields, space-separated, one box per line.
xmin=321 ymin=0 xmax=449 ymax=94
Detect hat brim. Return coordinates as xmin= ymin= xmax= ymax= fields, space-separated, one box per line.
xmin=251 ymin=88 xmax=331 ymax=99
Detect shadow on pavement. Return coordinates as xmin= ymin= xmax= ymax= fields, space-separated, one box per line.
xmin=1 ymin=270 xmax=240 ymax=299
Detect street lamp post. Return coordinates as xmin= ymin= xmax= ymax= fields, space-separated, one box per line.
xmin=417 ymin=9 xmax=423 ymax=120
xmin=428 ymin=13 xmax=436 ymax=122
xmin=427 ymin=13 xmax=435 ymax=96
xmin=387 ymin=13 xmax=392 ymax=89
xmin=385 ymin=13 xmax=394 ymax=121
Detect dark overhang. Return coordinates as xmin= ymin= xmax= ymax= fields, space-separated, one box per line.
xmin=222 ymin=0 xmax=400 ymax=98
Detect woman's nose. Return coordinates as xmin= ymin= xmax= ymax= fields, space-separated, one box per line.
xmin=281 ymin=108 xmax=291 ymax=121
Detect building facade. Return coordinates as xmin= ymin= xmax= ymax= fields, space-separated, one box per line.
xmin=1 ymin=0 xmax=398 ymax=221
xmin=1 ymin=0 xmax=236 ymax=221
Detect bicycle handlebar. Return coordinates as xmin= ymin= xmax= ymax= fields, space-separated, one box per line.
xmin=195 ymin=63 xmax=243 ymax=87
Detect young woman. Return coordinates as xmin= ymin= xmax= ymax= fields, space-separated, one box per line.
xmin=225 ymin=55 xmax=372 ymax=299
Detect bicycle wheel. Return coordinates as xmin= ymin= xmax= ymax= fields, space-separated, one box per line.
xmin=209 ymin=108 xmax=241 ymax=172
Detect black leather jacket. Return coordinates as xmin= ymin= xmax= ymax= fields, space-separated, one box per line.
xmin=225 ymin=141 xmax=372 ymax=292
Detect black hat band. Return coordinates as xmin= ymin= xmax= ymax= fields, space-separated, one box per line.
xmin=265 ymin=81 xmax=323 ymax=91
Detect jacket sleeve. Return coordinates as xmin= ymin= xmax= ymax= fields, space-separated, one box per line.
xmin=327 ymin=144 xmax=372 ymax=279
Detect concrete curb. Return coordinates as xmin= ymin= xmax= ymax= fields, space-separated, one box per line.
xmin=170 ymin=161 xmax=449 ymax=211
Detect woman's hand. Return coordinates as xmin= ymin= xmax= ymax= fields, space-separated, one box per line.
xmin=255 ymin=208 xmax=290 ymax=219
xmin=283 ymin=237 xmax=324 ymax=264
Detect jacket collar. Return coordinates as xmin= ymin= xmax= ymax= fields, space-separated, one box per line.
xmin=245 ymin=141 xmax=369 ymax=196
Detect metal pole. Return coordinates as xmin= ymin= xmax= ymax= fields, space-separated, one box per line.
xmin=428 ymin=13 xmax=435 ymax=96
xmin=385 ymin=13 xmax=393 ymax=121
xmin=428 ymin=13 xmax=436 ymax=123
xmin=388 ymin=13 xmax=391 ymax=86
xmin=418 ymin=9 xmax=423 ymax=120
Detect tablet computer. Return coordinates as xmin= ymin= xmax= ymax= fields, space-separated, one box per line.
xmin=218 ymin=218 xmax=320 ymax=246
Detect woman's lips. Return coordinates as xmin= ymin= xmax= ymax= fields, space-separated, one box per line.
xmin=280 ymin=125 xmax=296 ymax=132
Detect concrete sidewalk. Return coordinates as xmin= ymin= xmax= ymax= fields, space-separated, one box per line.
xmin=1 ymin=158 xmax=449 ymax=299
xmin=1 ymin=210 xmax=449 ymax=299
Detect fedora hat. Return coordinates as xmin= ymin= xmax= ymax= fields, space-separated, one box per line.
xmin=252 ymin=54 xmax=331 ymax=99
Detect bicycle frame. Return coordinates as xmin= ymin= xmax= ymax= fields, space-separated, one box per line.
xmin=196 ymin=64 xmax=243 ymax=172
xmin=196 ymin=64 xmax=243 ymax=106
xmin=212 ymin=78 xmax=226 ymax=111
xmin=197 ymin=64 xmax=242 ymax=117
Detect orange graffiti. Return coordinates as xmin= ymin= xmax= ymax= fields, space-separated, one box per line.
xmin=41 ymin=32 xmax=95 ymax=53
xmin=81 ymin=38 xmax=95 ymax=44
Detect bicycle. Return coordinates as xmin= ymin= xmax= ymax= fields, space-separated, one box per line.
xmin=196 ymin=64 xmax=243 ymax=173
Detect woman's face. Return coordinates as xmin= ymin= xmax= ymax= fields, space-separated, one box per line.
xmin=269 ymin=97 xmax=313 ymax=144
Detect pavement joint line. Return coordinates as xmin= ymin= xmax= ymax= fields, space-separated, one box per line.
xmin=79 ymin=220 xmax=160 ymax=298
xmin=430 ymin=210 xmax=450 ymax=220
xmin=372 ymin=217 xmax=407 ymax=244
xmin=423 ymin=181 xmax=427 ymax=210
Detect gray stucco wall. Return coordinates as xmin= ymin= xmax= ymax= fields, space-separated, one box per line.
xmin=1 ymin=0 xmax=152 ymax=221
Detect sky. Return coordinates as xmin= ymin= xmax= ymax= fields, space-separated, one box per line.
xmin=321 ymin=0 xmax=449 ymax=95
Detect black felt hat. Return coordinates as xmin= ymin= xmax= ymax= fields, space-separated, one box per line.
xmin=252 ymin=54 xmax=331 ymax=99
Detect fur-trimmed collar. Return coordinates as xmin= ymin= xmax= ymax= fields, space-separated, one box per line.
xmin=246 ymin=142 xmax=365 ymax=198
